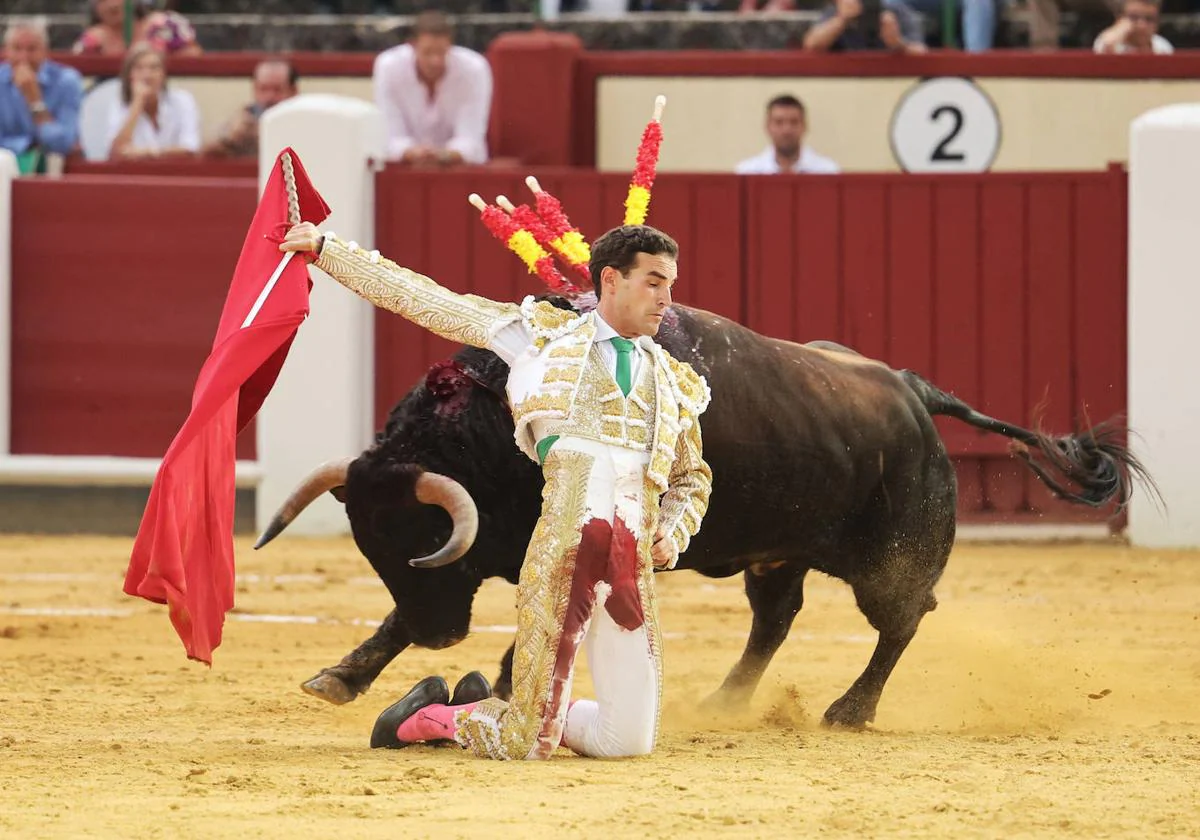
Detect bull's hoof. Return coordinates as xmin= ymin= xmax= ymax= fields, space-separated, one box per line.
xmin=699 ymin=686 xmax=753 ymax=714
xmin=821 ymin=695 xmax=875 ymax=730
xmin=301 ymin=671 xmax=360 ymax=705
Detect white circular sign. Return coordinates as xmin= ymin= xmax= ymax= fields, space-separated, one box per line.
xmin=889 ymin=77 xmax=1001 ymax=173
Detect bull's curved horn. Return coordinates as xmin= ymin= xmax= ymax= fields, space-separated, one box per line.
xmin=408 ymin=472 xmax=479 ymax=569
xmin=254 ymin=457 xmax=354 ymax=550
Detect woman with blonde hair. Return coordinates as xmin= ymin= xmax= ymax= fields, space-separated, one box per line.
xmin=104 ymin=42 xmax=200 ymax=159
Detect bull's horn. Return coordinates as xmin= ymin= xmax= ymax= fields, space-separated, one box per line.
xmin=254 ymin=457 xmax=354 ymax=550
xmin=408 ymin=472 xmax=479 ymax=569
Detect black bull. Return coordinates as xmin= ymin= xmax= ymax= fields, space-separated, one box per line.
xmin=257 ymin=300 xmax=1153 ymax=728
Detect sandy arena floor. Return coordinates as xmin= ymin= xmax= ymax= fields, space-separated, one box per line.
xmin=0 ymin=534 xmax=1197 ymax=838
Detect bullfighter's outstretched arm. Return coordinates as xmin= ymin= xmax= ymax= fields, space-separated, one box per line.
xmin=313 ymin=231 xmax=526 ymax=355
xmin=655 ymin=420 xmax=712 ymax=570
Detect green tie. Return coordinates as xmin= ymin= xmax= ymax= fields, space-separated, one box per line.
xmin=611 ymin=336 xmax=636 ymax=397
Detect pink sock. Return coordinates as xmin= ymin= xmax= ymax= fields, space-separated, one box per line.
xmin=396 ymin=702 xmax=478 ymax=743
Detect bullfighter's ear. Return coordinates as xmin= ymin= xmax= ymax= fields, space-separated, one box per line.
xmin=329 ymin=486 xmax=347 ymax=504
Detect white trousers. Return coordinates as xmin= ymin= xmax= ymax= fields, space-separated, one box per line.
xmin=547 ymin=436 xmax=660 ymax=759
xmin=454 ymin=435 xmax=663 ymax=761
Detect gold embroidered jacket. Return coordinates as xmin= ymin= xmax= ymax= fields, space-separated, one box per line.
xmin=313 ymin=232 xmax=712 ymax=566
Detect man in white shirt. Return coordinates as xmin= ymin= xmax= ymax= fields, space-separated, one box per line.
xmin=735 ymin=95 xmax=840 ymax=175
xmin=1093 ymin=0 xmax=1173 ymax=53
xmin=373 ymin=11 xmax=493 ymax=166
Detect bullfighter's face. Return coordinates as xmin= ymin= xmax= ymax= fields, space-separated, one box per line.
xmin=599 ymin=252 xmax=677 ymax=339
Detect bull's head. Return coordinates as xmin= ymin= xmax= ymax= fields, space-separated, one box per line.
xmin=253 ymin=457 xmax=479 ymax=568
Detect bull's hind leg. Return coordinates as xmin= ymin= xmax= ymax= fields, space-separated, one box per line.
xmin=822 ymin=563 xmax=941 ymax=729
xmin=302 ymin=608 xmax=410 ymax=705
xmin=704 ymin=562 xmax=808 ymax=709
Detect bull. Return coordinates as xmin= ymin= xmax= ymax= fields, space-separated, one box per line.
xmin=257 ymin=299 xmax=1154 ymax=728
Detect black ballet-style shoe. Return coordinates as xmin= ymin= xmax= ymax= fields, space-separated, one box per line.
xmin=369 ymin=675 xmax=449 ymax=749
xmin=449 ymin=671 xmax=492 ymax=706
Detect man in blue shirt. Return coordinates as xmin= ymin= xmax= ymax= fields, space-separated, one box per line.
xmin=1 ymin=18 xmax=83 ymax=160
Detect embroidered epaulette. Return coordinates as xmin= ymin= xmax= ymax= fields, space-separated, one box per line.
xmin=520 ymin=296 xmax=590 ymax=347
xmin=657 ymin=349 xmax=712 ymax=424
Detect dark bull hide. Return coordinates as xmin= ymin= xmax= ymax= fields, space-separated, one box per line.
xmin=256 ymin=299 xmax=1157 ymax=728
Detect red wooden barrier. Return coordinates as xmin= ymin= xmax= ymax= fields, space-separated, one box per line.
xmin=745 ymin=167 xmax=1127 ymax=522
xmin=6 ymin=166 xmax=1127 ymax=525
xmin=10 ymin=175 xmax=259 ymax=459
xmin=372 ymin=167 xmax=744 ymax=425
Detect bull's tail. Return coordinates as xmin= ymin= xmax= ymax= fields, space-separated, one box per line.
xmin=899 ymin=370 xmax=1161 ymax=512
xmin=253 ymin=457 xmax=353 ymax=549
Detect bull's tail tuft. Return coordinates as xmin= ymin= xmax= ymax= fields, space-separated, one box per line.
xmin=900 ymin=370 xmax=1162 ymax=513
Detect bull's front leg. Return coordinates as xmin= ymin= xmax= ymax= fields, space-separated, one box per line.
xmin=302 ymin=609 xmax=410 ymax=705
xmin=705 ymin=562 xmax=808 ymax=709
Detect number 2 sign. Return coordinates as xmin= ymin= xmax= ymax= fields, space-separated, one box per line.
xmin=889 ymin=77 xmax=1001 ymax=173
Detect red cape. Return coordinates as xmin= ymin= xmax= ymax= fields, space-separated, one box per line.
xmin=124 ymin=148 xmax=330 ymax=664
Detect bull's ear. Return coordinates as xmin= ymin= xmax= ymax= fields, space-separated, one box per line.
xmin=329 ymin=486 xmax=347 ymax=504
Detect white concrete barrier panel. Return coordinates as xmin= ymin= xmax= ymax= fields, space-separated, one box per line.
xmin=256 ymin=95 xmax=385 ymax=537
xmin=0 ymin=149 xmax=15 ymax=456
xmin=1128 ymin=104 xmax=1200 ymax=548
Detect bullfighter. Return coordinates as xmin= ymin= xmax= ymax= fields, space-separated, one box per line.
xmin=278 ymin=97 xmax=713 ymax=760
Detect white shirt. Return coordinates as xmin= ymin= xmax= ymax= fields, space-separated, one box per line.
xmin=735 ymin=145 xmax=841 ymax=175
xmin=105 ymin=87 xmax=200 ymax=156
xmin=373 ymin=43 xmax=493 ymax=164
xmin=1093 ymin=33 xmax=1173 ymax=54
xmin=489 ymin=310 xmax=646 ymax=385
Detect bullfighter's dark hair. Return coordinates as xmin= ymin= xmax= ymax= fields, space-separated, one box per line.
xmin=588 ymin=225 xmax=679 ymax=299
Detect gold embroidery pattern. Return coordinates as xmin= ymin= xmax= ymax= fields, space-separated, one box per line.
xmin=454 ymin=449 xmax=593 ymax=760
xmin=549 ymin=344 xmax=588 ymax=360
xmin=315 ymin=235 xmax=521 ymax=349
xmin=638 ymin=474 xmax=666 ymax=739
xmin=537 ymin=347 xmax=658 ymax=458
xmin=656 ymin=417 xmax=712 ymax=560
xmin=521 ymin=299 xmax=594 ymax=350
xmin=543 ymin=365 xmax=582 ymax=385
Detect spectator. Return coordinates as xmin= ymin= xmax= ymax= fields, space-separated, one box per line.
xmin=803 ymin=0 xmax=928 ymax=53
xmin=73 ymin=0 xmax=201 ymax=58
xmin=204 ymin=59 xmax=298 ymax=158
xmin=373 ymin=10 xmax=492 ymax=166
xmin=105 ymin=42 xmax=200 ymax=159
xmin=1094 ymin=0 xmax=1173 ymax=51
xmin=0 ymin=17 xmax=83 ymax=170
xmin=735 ymin=95 xmax=840 ymax=175
xmin=903 ymin=0 xmax=997 ymax=50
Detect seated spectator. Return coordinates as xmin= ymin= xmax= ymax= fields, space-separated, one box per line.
xmin=373 ymin=10 xmax=492 ymax=166
xmin=0 ymin=17 xmax=83 ymax=171
xmin=73 ymin=0 xmax=201 ymax=58
xmin=736 ymin=95 xmax=840 ymax=175
xmin=105 ymin=42 xmax=200 ymax=159
xmin=803 ymin=0 xmax=928 ymax=53
xmin=1094 ymin=0 xmax=1173 ymax=51
xmin=204 ymin=59 xmax=298 ymax=158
